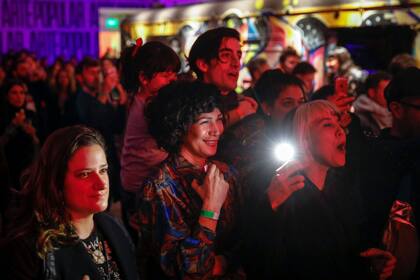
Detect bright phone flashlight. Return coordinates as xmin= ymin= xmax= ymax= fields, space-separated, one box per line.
xmin=274 ymin=143 xmax=295 ymax=172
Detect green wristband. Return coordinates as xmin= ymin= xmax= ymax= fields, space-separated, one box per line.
xmin=200 ymin=209 xmax=220 ymax=220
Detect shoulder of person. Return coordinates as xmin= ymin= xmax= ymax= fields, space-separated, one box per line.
xmin=94 ymin=212 xmax=135 ymax=249
xmin=211 ymin=160 xmax=239 ymax=179
xmin=141 ymin=162 xmax=175 ymax=193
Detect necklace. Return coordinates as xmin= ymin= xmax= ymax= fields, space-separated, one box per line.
xmin=82 ymin=234 xmax=106 ymax=265
xmin=82 ymin=230 xmax=120 ymax=280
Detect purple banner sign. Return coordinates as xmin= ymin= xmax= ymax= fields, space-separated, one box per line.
xmin=0 ymin=0 xmax=159 ymax=61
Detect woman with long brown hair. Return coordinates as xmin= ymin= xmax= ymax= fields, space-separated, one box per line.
xmin=1 ymin=125 xmax=137 ymax=280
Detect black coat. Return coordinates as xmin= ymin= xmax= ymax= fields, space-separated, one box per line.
xmin=2 ymin=213 xmax=138 ymax=280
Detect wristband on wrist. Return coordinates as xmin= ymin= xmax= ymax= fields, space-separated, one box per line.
xmin=200 ymin=209 xmax=220 ymax=220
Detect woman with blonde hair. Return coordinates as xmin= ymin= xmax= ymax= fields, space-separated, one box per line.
xmin=244 ymin=100 xmax=396 ymax=279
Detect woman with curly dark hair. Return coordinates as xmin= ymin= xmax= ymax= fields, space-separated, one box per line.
xmin=0 ymin=125 xmax=137 ymax=280
xmin=136 ymin=80 xmax=244 ymax=279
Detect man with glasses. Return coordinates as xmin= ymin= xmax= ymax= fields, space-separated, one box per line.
xmin=188 ymin=27 xmax=258 ymax=127
xmin=386 ymin=67 xmax=420 ymax=139
xmin=357 ymin=67 xmax=420 ymax=280
xmin=352 ymin=71 xmax=393 ymax=138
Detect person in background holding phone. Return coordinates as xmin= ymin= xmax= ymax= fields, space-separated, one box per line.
xmin=101 ymin=63 xmax=127 ymax=107
xmin=73 ymin=57 xmax=127 ymax=205
xmin=311 ymin=79 xmax=355 ymax=129
xmin=0 ymin=80 xmax=39 ymax=191
xmin=326 ymin=46 xmax=367 ymax=96
xmin=243 ymin=100 xmax=396 ymax=279
xmin=352 ymin=71 xmax=393 ymax=138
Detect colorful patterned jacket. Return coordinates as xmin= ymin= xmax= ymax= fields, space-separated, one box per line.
xmin=135 ymin=155 xmax=244 ymax=280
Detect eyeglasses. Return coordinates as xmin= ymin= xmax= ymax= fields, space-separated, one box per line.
xmin=399 ymin=101 xmax=420 ymax=110
xmin=217 ymin=48 xmax=242 ymax=64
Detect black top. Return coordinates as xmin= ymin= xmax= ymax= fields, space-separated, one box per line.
xmin=1 ymin=213 xmax=138 ymax=280
xmin=244 ymin=171 xmax=371 ymax=280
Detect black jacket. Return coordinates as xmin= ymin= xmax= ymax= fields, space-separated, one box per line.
xmin=2 ymin=212 xmax=138 ymax=280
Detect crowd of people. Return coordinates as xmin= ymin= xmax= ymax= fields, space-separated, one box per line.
xmin=0 ymin=26 xmax=419 ymax=280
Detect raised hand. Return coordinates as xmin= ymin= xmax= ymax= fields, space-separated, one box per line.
xmin=267 ymin=160 xmax=305 ymax=210
xmin=329 ymin=95 xmax=355 ymax=114
xmin=237 ymin=96 xmax=258 ymax=119
xmin=360 ymin=248 xmax=396 ymax=280
xmin=191 ymin=163 xmax=229 ymax=213
xmin=12 ymin=109 xmax=26 ymax=127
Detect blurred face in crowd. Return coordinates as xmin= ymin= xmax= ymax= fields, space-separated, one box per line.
xmin=64 ymin=63 xmax=75 ymax=76
xmin=14 ymin=61 xmax=30 ymax=81
xmin=0 ymin=67 xmax=6 ymax=84
xmin=25 ymin=56 xmax=37 ymax=75
xmin=251 ymin=62 xmax=270 ymax=83
xmin=262 ymin=85 xmax=305 ymax=123
xmin=104 ymin=65 xmax=119 ymax=85
xmin=367 ymin=79 xmax=390 ymax=108
xmin=281 ymin=55 xmax=300 ymax=74
xmin=180 ymin=108 xmax=224 ymax=166
xmin=7 ymin=84 xmax=27 ymax=108
xmin=64 ymin=144 xmax=109 ymax=220
xmin=57 ymin=69 xmax=70 ymax=88
xmin=141 ymin=71 xmax=177 ymax=96
xmin=391 ymin=97 xmax=420 ymax=139
xmin=326 ymin=56 xmax=340 ymax=75
xmin=101 ymin=59 xmax=114 ymax=72
xmin=199 ymin=37 xmax=242 ymax=94
xmin=82 ymin=65 xmax=100 ymax=92
xmin=296 ymin=72 xmax=315 ymax=95
xmin=309 ymin=111 xmax=346 ymax=168
xmin=32 ymin=64 xmax=47 ymax=82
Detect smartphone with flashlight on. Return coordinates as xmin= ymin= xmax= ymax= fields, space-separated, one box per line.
xmin=274 ymin=143 xmax=295 ymax=172
xmin=334 ymin=77 xmax=348 ymax=97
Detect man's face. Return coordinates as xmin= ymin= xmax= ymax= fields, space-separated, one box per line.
xmin=14 ymin=62 xmax=30 ymax=81
xmin=200 ymin=37 xmax=241 ymax=94
xmin=296 ymin=72 xmax=315 ymax=96
xmin=326 ymin=57 xmax=340 ymax=74
xmin=82 ymin=66 xmax=100 ymax=91
xmin=281 ymin=55 xmax=300 ymax=74
xmin=264 ymin=85 xmax=305 ymax=123
xmin=392 ymin=97 xmax=420 ymax=138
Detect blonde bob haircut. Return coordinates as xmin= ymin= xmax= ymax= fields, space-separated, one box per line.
xmin=293 ymin=100 xmax=340 ymax=161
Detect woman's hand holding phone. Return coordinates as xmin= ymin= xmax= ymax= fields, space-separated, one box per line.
xmin=267 ymin=160 xmax=305 ymax=211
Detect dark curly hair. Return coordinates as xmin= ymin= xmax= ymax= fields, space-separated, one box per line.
xmin=145 ymin=80 xmax=221 ymax=154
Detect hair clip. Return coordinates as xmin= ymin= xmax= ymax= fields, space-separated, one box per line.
xmin=132 ymin=37 xmax=143 ymax=57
